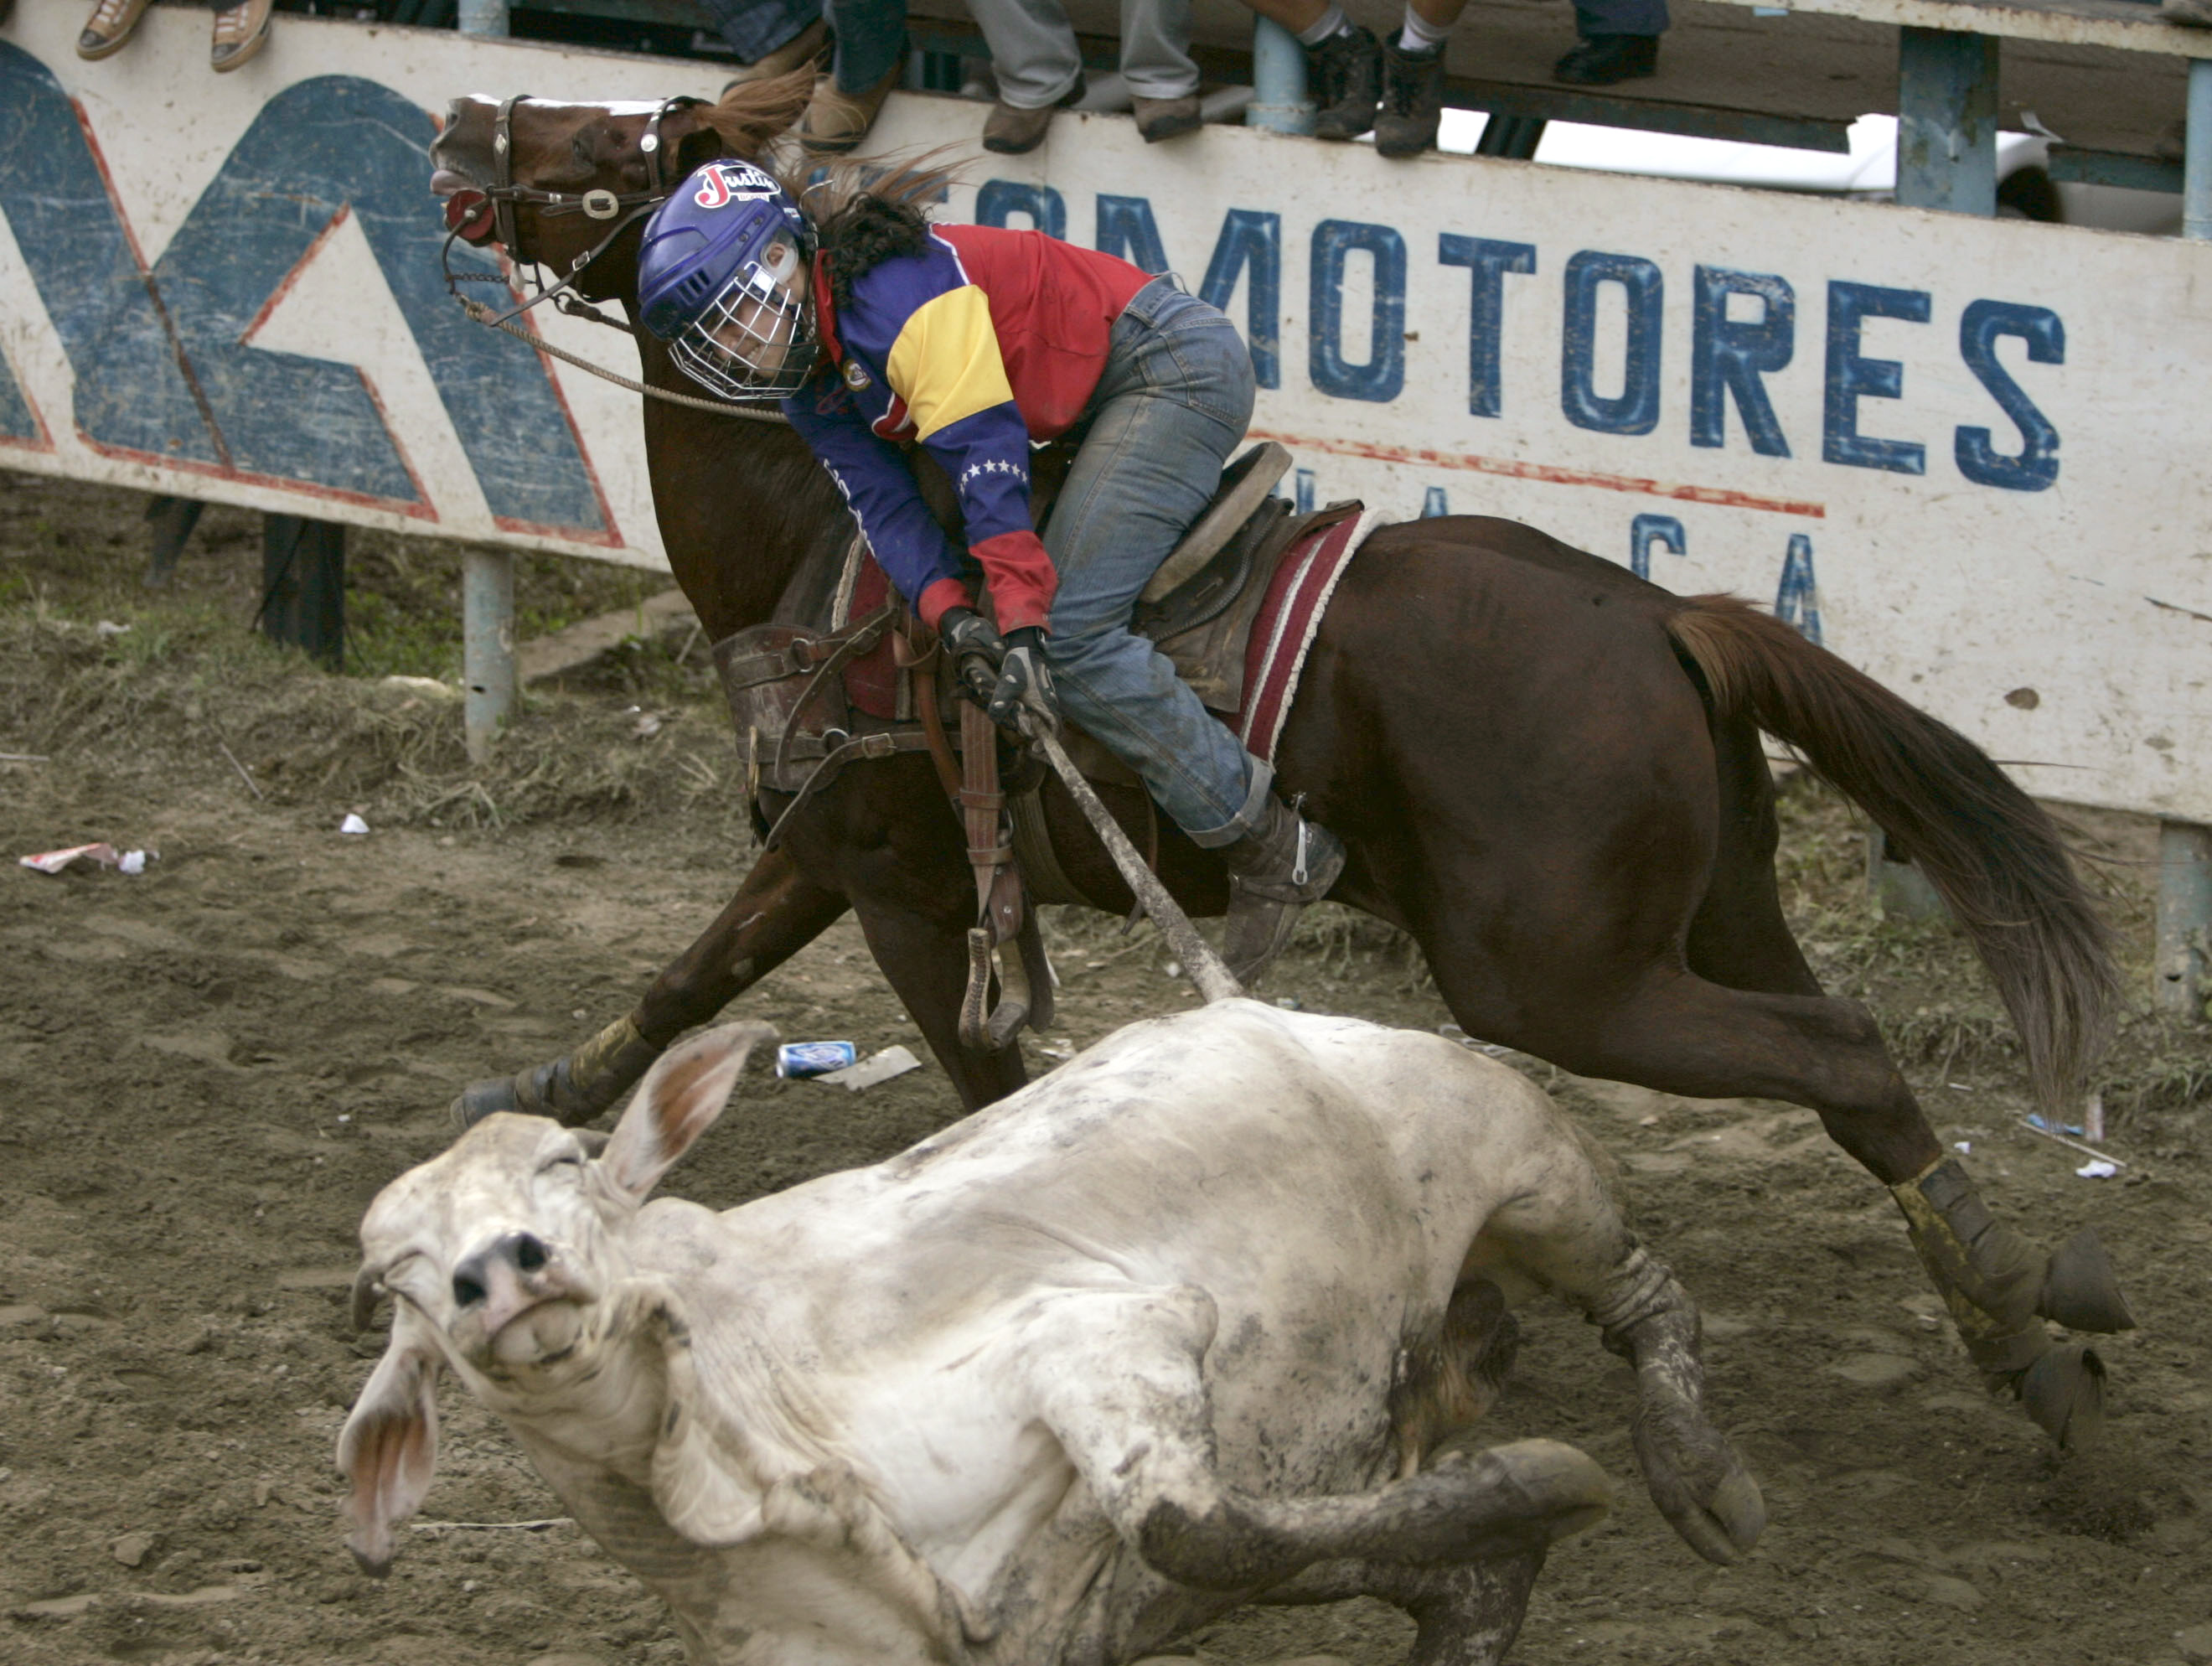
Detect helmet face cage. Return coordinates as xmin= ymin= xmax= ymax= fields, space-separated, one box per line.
xmin=669 ymin=231 xmax=816 ymax=403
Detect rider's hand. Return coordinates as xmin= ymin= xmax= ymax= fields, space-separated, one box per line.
xmin=938 ymin=607 xmax=1006 ymax=708
xmin=986 ymin=627 xmax=1058 ymax=736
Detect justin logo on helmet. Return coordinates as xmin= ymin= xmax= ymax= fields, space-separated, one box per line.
xmin=694 ymin=163 xmax=780 ymax=210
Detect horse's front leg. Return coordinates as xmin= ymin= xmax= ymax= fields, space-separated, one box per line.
xmin=452 ymin=845 xmax=850 ymax=1127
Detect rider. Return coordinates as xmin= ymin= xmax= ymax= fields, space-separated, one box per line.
xmin=634 ymin=160 xmax=1345 ymax=985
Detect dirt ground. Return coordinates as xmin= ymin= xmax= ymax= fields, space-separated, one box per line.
xmin=2 ymin=473 xmax=2208 ymax=1666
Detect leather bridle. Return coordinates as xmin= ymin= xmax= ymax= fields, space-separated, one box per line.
xmin=442 ymin=93 xmax=700 ymax=334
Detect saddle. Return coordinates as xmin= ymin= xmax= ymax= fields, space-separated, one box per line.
xmin=710 ymin=441 xmax=1359 ymax=1050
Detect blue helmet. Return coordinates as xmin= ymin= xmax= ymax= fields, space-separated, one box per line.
xmin=638 ymin=162 xmax=818 ymax=403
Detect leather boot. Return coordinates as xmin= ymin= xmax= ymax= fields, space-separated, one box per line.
xmin=1374 ymin=38 xmax=1447 ymax=158
xmin=1133 ymin=94 xmax=1203 ymax=143
xmin=1220 ymin=796 xmax=1347 ymax=987
xmin=1309 ymin=24 xmax=1382 ymax=142
xmin=799 ymin=59 xmax=903 ymax=157
xmin=983 ymin=71 xmax=1088 ymax=156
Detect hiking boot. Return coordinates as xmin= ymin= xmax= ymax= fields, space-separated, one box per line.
xmin=1309 ymin=24 xmax=1382 ymax=142
xmin=2164 ymin=0 xmax=2212 ymax=25
xmin=78 ymin=0 xmax=152 ymax=60
xmin=1221 ymin=796 xmax=1347 ymax=987
xmin=799 ymin=59 xmax=902 ymax=157
xmin=1374 ymin=38 xmax=1447 ymax=158
xmin=1134 ymin=94 xmax=1203 ymax=142
xmin=982 ymin=71 xmax=1087 ymax=156
xmin=210 ymin=0 xmax=272 ymax=71
xmin=1552 ymin=34 xmax=1659 ymax=86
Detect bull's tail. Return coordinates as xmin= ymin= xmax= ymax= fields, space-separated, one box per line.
xmin=1667 ymin=594 xmax=2116 ymax=1113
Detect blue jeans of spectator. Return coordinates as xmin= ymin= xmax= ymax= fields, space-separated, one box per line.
xmin=822 ymin=0 xmax=907 ymax=91
xmin=1575 ymin=0 xmax=1667 ymax=34
xmin=1043 ymin=277 xmax=1268 ymax=847
xmin=698 ymin=0 xmax=819 ymax=64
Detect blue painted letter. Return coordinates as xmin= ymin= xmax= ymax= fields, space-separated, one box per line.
xmin=1823 ymin=281 xmax=1929 ymax=474
xmin=1309 ymin=220 xmax=1407 ymax=404
xmin=1096 ymin=194 xmax=1169 ymax=273
xmin=1631 ymin=514 xmax=1685 ymax=580
xmin=978 ymin=179 xmax=1066 ymax=240
xmin=1775 ymin=533 xmax=1822 ymax=644
xmin=1955 ymin=299 xmax=2061 ymax=492
xmin=1692 ymin=266 xmax=1792 ymax=456
xmin=1561 ymin=252 xmax=1662 ymax=436
xmin=1438 ymin=235 xmax=1535 ymax=418
xmin=1199 ymin=209 xmax=1281 ymax=389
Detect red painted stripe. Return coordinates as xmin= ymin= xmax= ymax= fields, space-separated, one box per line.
xmin=1249 ymin=429 xmax=1827 ymax=519
xmin=240 ymin=204 xmax=353 ymax=345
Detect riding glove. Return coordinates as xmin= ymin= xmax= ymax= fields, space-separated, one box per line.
xmin=988 ymin=628 xmax=1058 ymax=735
xmin=938 ymin=607 xmax=1007 ymax=708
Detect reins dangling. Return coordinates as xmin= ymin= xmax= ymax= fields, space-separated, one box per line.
xmin=441 ymin=93 xmax=790 ymax=425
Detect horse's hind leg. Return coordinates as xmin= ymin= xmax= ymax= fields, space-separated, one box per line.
xmin=1256 ymin=1552 xmax=1545 ymax=1666
xmin=1517 ymin=963 xmax=2120 ymax=1445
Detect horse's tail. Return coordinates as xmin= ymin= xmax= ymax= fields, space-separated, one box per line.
xmin=1665 ymin=593 xmax=2116 ymax=1113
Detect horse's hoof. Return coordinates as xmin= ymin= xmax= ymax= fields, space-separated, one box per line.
xmin=2039 ymin=1228 xmax=2137 ymax=1333
xmin=2018 ymin=1342 xmax=2106 ymax=1448
xmin=450 ymin=1076 xmax=521 ymax=1131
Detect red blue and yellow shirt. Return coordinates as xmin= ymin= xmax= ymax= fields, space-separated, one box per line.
xmin=779 ymin=225 xmax=1153 ymax=634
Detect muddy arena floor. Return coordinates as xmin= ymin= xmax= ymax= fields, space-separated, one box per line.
xmin=2 ymin=473 xmax=2209 ymax=1666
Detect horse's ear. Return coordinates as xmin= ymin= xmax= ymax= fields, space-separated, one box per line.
xmin=693 ymin=65 xmax=817 ymax=159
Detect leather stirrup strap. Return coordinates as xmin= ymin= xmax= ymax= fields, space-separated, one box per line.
xmin=959 ymin=700 xmax=1016 ymax=922
xmin=898 ymin=629 xmax=964 ymax=806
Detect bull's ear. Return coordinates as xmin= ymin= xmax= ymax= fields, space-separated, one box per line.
xmin=600 ymin=1023 xmax=776 ymax=1204
xmin=336 ymin=1312 xmax=442 ymax=1576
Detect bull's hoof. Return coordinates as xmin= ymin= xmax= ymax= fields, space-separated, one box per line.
xmin=2038 ymin=1228 xmax=2137 ymax=1334
xmin=2017 ymin=1342 xmax=2106 ymax=1449
xmin=450 ymin=1075 xmax=523 ymax=1130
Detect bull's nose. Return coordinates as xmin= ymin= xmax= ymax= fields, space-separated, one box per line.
xmin=452 ymin=1230 xmax=550 ymax=1310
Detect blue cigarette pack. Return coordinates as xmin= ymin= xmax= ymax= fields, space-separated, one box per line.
xmin=776 ymin=1040 xmax=859 ymax=1079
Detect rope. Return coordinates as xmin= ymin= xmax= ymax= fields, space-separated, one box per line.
xmin=462 ymin=298 xmax=791 ymax=425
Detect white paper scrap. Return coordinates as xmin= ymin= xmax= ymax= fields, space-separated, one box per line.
xmin=2074 ymin=1158 xmax=2118 ymax=1180
xmin=816 ymin=1045 xmax=922 ymax=1093
xmin=339 ymin=814 xmax=370 ymax=836
xmin=118 ymin=850 xmax=148 ymax=875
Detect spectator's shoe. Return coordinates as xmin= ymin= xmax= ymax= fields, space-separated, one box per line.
xmin=1309 ymin=24 xmax=1382 ymax=141
xmin=720 ymin=18 xmax=828 ymax=90
xmin=2164 ymin=0 xmax=2212 ymax=26
xmin=1133 ymin=94 xmax=1203 ymax=143
xmin=982 ymin=71 xmax=1086 ymax=156
xmin=1373 ymin=38 xmax=1446 ymax=158
xmin=798 ymin=60 xmax=903 ymax=156
xmin=77 ymin=0 xmax=152 ymax=60
xmin=210 ymin=0 xmax=272 ymax=70
xmin=1552 ymin=34 xmax=1659 ymax=85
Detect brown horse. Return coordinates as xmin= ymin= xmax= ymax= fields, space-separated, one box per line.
xmin=426 ymin=76 xmax=2130 ymax=1443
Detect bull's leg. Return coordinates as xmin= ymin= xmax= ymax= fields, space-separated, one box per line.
xmin=452 ymin=847 xmax=849 ymax=1128
xmin=1257 ymin=1551 xmax=1546 ymax=1666
xmin=1025 ymin=1288 xmax=1610 ymax=1598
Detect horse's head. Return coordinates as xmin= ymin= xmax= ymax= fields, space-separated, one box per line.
xmin=429 ymin=72 xmax=812 ymax=303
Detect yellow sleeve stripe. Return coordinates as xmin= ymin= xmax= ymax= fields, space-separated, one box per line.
xmin=885 ymin=285 xmax=1017 ymax=441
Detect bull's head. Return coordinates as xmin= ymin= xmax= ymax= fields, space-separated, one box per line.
xmin=427 ymin=75 xmax=811 ymax=300
xmin=336 ymin=1023 xmax=774 ymax=1574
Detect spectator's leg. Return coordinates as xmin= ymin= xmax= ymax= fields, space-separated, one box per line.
xmin=700 ymin=0 xmax=823 ymax=72
xmin=1374 ymin=0 xmax=1465 ymax=158
xmin=970 ymin=0 xmax=1085 ymax=155
xmin=802 ymin=0 xmax=907 ymax=154
xmin=1243 ymin=0 xmax=1381 ymax=142
xmin=1121 ymin=0 xmax=1203 ymax=141
xmin=1553 ymin=0 xmax=1665 ymax=85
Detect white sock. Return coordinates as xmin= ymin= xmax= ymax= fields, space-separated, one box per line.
xmin=1296 ymin=5 xmax=1352 ymax=47
xmin=1397 ymin=8 xmax=1451 ymax=51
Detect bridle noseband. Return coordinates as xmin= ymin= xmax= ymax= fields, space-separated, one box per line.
xmin=443 ymin=93 xmax=699 ymax=334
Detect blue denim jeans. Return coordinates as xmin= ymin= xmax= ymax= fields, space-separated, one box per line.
xmin=698 ymin=0 xmax=820 ymax=65
xmin=1043 ymin=277 xmax=1269 ymax=847
xmin=822 ymin=0 xmax=907 ymax=91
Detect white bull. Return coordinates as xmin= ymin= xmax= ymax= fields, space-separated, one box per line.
xmin=339 ymin=1001 xmax=1763 ymax=1665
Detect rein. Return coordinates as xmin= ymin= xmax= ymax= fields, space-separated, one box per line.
xmin=442 ymin=93 xmax=791 ymax=426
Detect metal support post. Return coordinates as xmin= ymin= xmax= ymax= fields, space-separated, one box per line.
xmin=258 ymin=515 xmax=346 ymax=670
xmin=463 ymin=548 xmax=516 ymax=763
xmin=2156 ymin=823 xmax=2212 ymax=1017
xmin=1895 ymin=28 xmax=1998 ymax=215
xmin=458 ymin=0 xmax=516 ymax=762
xmin=1247 ymin=18 xmax=1315 ymax=136
xmin=2186 ymin=58 xmax=2212 ymax=243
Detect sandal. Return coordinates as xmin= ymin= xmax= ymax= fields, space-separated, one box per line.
xmin=77 ymin=0 xmax=152 ymax=60
xmin=211 ymin=0 xmax=273 ymax=73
